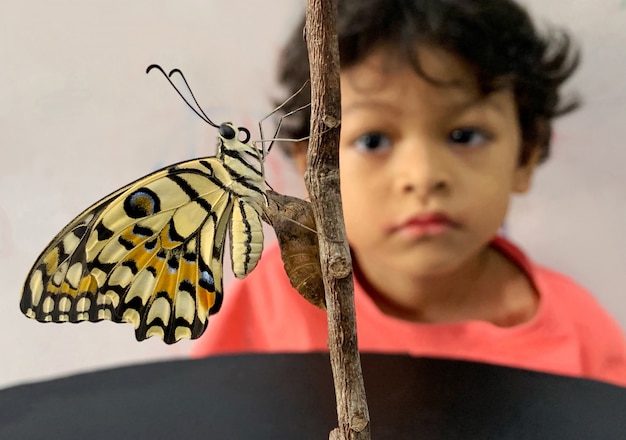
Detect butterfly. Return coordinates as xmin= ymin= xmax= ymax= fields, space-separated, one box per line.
xmin=20 ymin=65 xmax=269 ymax=344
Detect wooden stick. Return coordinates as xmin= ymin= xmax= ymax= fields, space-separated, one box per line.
xmin=304 ymin=0 xmax=371 ymax=438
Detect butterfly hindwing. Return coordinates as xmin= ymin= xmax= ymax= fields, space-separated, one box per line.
xmin=21 ymin=184 xmax=131 ymax=324
xmin=229 ymin=198 xmax=264 ymax=279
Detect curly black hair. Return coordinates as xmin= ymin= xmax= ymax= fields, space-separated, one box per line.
xmin=276 ymin=0 xmax=580 ymax=165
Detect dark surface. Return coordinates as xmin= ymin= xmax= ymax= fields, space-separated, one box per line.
xmin=1 ymin=353 xmax=625 ymax=439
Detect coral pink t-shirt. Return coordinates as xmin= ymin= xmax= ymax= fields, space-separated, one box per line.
xmin=191 ymin=237 xmax=626 ymax=388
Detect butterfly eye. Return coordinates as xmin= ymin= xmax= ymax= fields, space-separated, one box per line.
xmin=219 ymin=124 xmax=236 ymax=140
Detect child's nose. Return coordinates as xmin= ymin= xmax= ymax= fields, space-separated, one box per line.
xmin=393 ymin=143 xmax=450 ymax=201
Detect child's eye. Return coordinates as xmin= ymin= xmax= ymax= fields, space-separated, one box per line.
xmin=448 ymin=128 xmax=490 ymax=147
xmin=353 ymin=132 xmax=391 ymax=152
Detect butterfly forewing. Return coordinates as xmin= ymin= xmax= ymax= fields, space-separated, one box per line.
xmin=21 ymin=123 xmax=268 ymax=343
xmin=124 ymin=189 xmax=234 ymax=343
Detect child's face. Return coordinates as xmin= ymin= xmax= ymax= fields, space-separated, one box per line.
xmin=294 ymin=45 xmax=538 ymax=283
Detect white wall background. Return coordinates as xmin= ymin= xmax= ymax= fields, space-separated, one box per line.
xmin=0 ymin=0 xmax=624 ymax=389
xmin=509 ymin=0 xmax=626 ymax=331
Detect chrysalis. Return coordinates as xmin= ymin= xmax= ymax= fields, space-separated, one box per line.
xmin=263 ymin=191 xmax=325 ymax=310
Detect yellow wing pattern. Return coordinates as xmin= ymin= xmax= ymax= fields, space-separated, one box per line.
xmin=21 ymin=123 xmax=266 ymax=343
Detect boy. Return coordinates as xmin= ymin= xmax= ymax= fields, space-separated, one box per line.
xmin=192 ymin=0 xmax=626 ymax=387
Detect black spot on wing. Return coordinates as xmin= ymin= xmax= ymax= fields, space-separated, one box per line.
xmin=95 ymin=221 xmax=114 ymax=241
xmin=124 ymin=188 xmax=161 ymax=219
xmin=167 ymin=255 xmax=179 ymax=271
xmin=133 ymin=224 xmax=154 ymax=237
xmin=73 ymin=225 xmax=88 ymax=240
xmin=122 ymin=260 xmax=139 ymax=275
xmin=198 ymin=272 xmax=215 ymax=293
xmin=197 ymin=258 xmax=223 ymax=315
xmin=167 ymin=219 xmax=185 ymax=243
xmin=124 ymin=296 xmax=145 ymax=315
xmin=145 ymin=239 xmax=158 ymax=251
xmin=118 ymin=236 xmax=134 ymax=251
xmin=90 ymin=256 xmax=116 ymax=275
xmin=133 ymin=291 xmax=174 ymax=342
xmin=178 ymin=279 xmax=194 ymax=293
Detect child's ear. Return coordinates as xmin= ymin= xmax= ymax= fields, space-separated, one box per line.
xmin=291 ymin=140 xmax=309 ymax=175
xmin=512 ymin=146 xmax=541 ymax=194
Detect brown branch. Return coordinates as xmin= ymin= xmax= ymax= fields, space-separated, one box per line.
xmin=304 ymin=0 xmax=371 ymax=439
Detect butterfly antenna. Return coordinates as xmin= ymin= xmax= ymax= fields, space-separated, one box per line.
xmin=146 ymin=64 xmax=219 ymax=129
xmin=167 ymin=68 xmax=219 ymax=127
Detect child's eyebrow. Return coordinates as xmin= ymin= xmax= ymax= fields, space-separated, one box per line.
xmin=450 ymin=91 xmax=511 ymax=118
xmin=342 ymin=100 xmax=403 ymax=116
xmin=342 ymin=89 xmax=512 ymax=118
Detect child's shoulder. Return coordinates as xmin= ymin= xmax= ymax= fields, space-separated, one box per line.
xmin=530 ymin=260 xmax=626 ymax=368
xmin=495 ymin=236 xmax=623 ymax=334
xmin=534 ymin=263 xmax=626 ymax=383
xmin=533 ymin=263 xmax=617 ymax=326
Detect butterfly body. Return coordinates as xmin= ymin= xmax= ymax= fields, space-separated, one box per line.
xmin=21 ymin=123 xmax=267 ymax=344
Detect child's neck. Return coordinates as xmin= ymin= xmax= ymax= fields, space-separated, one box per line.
xmin=354 ymin=246 xmax=539 ymax=327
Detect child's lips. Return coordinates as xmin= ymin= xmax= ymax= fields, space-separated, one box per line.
xmin=389 ymin=213 xmax=457 ymax=238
